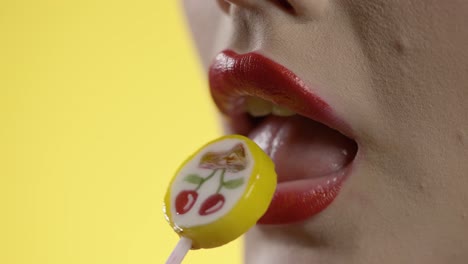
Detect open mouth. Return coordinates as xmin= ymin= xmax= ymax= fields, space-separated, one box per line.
xmin=209 ymin=50 xmax=358 ymax=225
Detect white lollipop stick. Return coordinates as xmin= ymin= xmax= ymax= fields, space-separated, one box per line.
xmin=165 ymin=237 xmax=192 ymax=264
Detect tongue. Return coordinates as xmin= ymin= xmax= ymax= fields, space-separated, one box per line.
xmin=249 ymin=116 xmax=357 ymax=182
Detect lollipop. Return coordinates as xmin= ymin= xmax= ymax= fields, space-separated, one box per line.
xmin=163 ymin=135 xmax=277 ymax=263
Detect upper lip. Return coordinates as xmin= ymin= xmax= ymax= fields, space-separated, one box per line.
xmin=208 ymin=50 xmax=353 ymax=139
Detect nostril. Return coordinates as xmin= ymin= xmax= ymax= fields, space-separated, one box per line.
xmin=220 ymin=0 xmax=301 ymax=16
xmin=217 ymin=0 xmax=231 ymax=14
xmin=278 ymin=0 xmax=294 ymax=10
xmin=271 ymin=0 xmax=296 ymax=14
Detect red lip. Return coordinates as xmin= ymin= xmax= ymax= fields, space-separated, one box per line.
xmin=209 ymin=50 xmax=356 ymax=225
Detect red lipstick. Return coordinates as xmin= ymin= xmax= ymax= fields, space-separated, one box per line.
xmin=209 ymin=50 xmax=357 ymax=224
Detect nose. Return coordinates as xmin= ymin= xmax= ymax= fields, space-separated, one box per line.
xmin=218 ymin=0 xmax=329 ymax=18
xmin=227 ymin=0 xmax=292 ymax=10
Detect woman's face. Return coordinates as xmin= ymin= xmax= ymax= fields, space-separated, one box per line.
xmin=182 ymin=0 xmax=468 ymax=263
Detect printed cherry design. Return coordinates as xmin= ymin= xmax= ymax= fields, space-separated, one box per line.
xmin=199 ymin=194 xmax=225 ymax=215
xmin=175 ymin=190 xmax=198 ymax=215
xmin=175 ymin=143 xmax=247 ymax=216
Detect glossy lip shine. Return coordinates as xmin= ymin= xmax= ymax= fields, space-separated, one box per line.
xmin=209 ymin=50 xmax=355 ymax=224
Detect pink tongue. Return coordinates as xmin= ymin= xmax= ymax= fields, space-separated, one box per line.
xmin=249 ymin=116 xmax=357 ymax=182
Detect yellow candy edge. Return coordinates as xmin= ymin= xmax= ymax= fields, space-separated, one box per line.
xmin=163 ymin=135 xmax=277 ymax=249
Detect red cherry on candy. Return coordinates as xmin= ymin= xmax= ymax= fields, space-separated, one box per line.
xmin=199 ymin=194 xmax=225 ymax=216
xmin=175 ymin=190 xmax=198 ymax=215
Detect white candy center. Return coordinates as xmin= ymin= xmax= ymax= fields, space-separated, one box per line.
xmin=170 ymin=139 xmax=254 ymax=228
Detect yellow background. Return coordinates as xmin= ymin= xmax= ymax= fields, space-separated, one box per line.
xmin=0 ymin=1 xmax=241 ymax=263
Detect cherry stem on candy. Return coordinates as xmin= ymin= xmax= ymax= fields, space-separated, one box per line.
xmin=216 ymin=169 xmax=227 ymax=194
xmin=195 ymin=169 xmax=218 ymax=191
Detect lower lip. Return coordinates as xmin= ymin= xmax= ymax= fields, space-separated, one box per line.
xmin=257 ymin=161 xmax=354 ymax=225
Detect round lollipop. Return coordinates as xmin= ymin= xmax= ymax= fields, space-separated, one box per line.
xmin=163 ymin=135 xmax=277 ymax=263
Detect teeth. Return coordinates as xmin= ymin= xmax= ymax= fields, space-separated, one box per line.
xmin=272 ymin=105 xmax=296 ymax=117
xmin=246 ymin=97 xmax=296 ymax=117
xmin=246 ymin=97 xmax=272 ymax=117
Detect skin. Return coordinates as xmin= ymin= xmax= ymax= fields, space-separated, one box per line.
xmin=181 ymin=0 xmax=468 ymax=263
